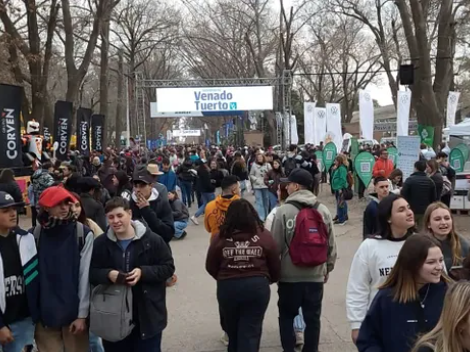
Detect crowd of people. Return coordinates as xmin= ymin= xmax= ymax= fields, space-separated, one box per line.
xmin=0 ymin=139 xmax=468 ymax=352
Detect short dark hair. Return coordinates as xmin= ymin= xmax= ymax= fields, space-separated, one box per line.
xmin=162 ymin=158 xmax=170 ymax=165
xmin=42 ymin=161 xmax=52 ymax=170
xmin=289 ymin=144 xmax=297 ymax=152
xmin=105 ymin=197 xmax=130 ymax=214
xmin=414 ymin=160 xmax=427 ymax=172
xmin=437 ymin=152 xmax=448 ymax=159
xmin=221 ymin=175 xmax=238 ymax=190
xmin=374 ymin=176 xmax=388 ymax=185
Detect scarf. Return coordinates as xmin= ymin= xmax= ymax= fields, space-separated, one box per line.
xmin=39 ymin=210 xmax=77 ymax=229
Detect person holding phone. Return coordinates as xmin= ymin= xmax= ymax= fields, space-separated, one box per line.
xmin=90 ymin=197 xmax=175 ymax=352
xmin=422 ymin=202 xmax=470 ymax=277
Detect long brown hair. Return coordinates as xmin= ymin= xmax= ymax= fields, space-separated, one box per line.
xmin=379 ymin=235 xmax=448 ymax=303
xmin=69 ymin=192 xmax=88 ymax=225
xmin=423 ymin=202 xmax=462 ymax=266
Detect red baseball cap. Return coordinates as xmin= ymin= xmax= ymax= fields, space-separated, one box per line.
xmin=39 ymin=186 xmax=77 ymax=208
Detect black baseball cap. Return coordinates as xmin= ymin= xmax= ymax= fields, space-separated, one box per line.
xmin=78 ymin=177 xmax=102 ymax=192
xmin=0 ymin=192 xmax=24 ymax=209
xmin=280 ymin=169 xmax=313 ymax=188
xmin=132 ymin=167 xmax=155 ymax=185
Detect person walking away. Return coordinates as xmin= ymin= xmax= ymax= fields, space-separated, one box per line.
xmin=34 ymin=186 xmax=94 ymax=352
xmin=412 ymin=281 xmax=470 ymax=352
xmin=362 ymin=177 xmax=390 ymax=239
xmin=387 ymin=169 xmax=403 ymax=195
xmin=168 ymin=191 xmax=189 ymax=240
xmin=0 ymin=192 xmax=39 ymax=352
xmin=191 ymin=161 xmax=216 ymax=225
xmin=401 ymin=160 xmax=437 ymax=227
xmin=90 ymin=197 xmax=175 ymax=352
xmin=130 ymin=168 xmax=174 ymax=243
xmin=436 ymin=152 xmax=455 ymax=207
xmin=331 ymin=155 xmax=349 ymax=225
xmin=159 ymin=158 xmax=177 ymax=192
xmin=372 ymin=149 xmax=394 ymax=179
xmin=249 ymin=153 xmax=272 ymax=222
xmin=282 ymin=145 xmax=298 ymax=176
xmin=426 ymin=160 xmax=444 ymax=200
xmin=177 ymin=158 xmax=195 ymax=208
xmin=356 ymin=235 xmax=448 ymax=352
xmin=204 ymin=176 xmax=241 ymax=238
xmin=206 ymin=199 xmax=280 ymax=352
xmin=78 ymin=177 xmax=107 ymax=232
xmin=264 ymin=159 xmax=285 ymax=211
xmin=271 ymin=169 xmax=337 ymax=352
xmin=230 ymin=152 xmax=249 ymax=197
xmin=422 ymin=202 xmax=469 ymax=276
xmin=346 ymin=194 xmax=415 ymax=344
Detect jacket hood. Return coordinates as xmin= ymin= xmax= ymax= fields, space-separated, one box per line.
xmin=286 ymin=151 xmax=296 ymax=158
xmin=131 ymin=188 xmax=159 ymax=203
xmin=367 ymin=193 xmax=379 ymax=203
xmin=106 ymin=220 xmax=147 ymax=242
xmin=285 ymin=189 xmax=318 ymax=207
xmin=215 ymin=194 xmax=240 ymax=212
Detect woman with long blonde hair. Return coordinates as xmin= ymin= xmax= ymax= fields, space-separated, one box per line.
xmin=412 ymin=281 xmax=470 ymax=352
xmin=422 ymin=202 xmax=470 ymax=275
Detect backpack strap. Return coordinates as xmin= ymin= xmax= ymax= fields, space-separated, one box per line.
xmin=77 ymin=223 xmax=85 ymax=252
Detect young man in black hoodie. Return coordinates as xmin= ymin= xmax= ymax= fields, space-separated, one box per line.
xmin=0 ymin=192 xmax=39 ymax=352
xmin=130 ymin=168 xmax=174 ymax=243
xmin=363 ymin=177 xmax=390 ymax=239
xmin=34 ymin=186 xmax=93 ymax=352
xmin=90 ymin=197 xmax=175 ymax=352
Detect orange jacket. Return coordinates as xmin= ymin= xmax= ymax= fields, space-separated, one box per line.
xmin=372 ymin=158 xmax=394 ymax=179
xmin=204 ymin=194 xmax=241 ymax=237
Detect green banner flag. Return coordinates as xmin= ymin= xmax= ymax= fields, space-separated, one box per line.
xmin=387 ymin=147 xmax=398 ymax=167
xmin=417 ymin=125 xmax=435 ymax=146
xmin=354 ymin=152 xmax=375 ymax=187
xmin=315 ymin=150 xmax=324 ymax=172
xmin=323 ymin=142 xmax=337 ymax=172
xmin=350 ymin=138 xmax=359 ymax=161
xmin=449 ymin=143 xmax=469 ymax=172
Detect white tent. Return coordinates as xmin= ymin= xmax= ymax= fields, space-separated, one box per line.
xmin=449 ymin=118 xmax=470 ymax=136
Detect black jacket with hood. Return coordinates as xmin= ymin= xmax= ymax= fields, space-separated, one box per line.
xmin=401 ymin=171 xmax=437 ymax=215
xmin=90 ymin=221 xmax=175 ymax=340
xmin=130 ymin=188 xmax=175 ymax=243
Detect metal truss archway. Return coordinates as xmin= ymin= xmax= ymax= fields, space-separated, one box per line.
xmin=134 ymin=71 xmax=293 ymax=148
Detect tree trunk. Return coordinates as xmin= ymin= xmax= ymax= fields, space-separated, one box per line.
xmin=99 ymin=14 xmax=111 ymax=147
xmin=115 ymin=50 xmax=124 ymax=148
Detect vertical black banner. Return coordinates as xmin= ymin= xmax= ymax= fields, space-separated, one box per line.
xmin=53 ymin=100 xmax=73 ymax=161
xmin=91 ymin=114 xmax=105 ymax=152
xmin=77 ymin=108 xmax=92 ymax=157
xmin=0 ymin=84 xmax=23 ymax=168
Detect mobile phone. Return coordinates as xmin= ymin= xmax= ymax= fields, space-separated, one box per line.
xmin=450 ymin=266 xmax=463 ymax=270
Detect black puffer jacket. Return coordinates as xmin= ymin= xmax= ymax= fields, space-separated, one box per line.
xmin=196 ymin=166 xmax=216 ymax=193
xmin=90 ymin=221 xmax=175 ymax=340
xmin=401 ymin=172 xmax=437 ymax=215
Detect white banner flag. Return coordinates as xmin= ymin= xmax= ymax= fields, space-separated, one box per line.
xmin=291 ymin=115 xmax=299 ymax=145
xmin=303 ymin=102 xmax=316 ymax=144
xmin=447 ymin=91 xmax=460 ymax=127
xmin=359 ymin=90 xmax=374 ymax=140
xmin=397 ymin=90 xmax=412 ymax=136
xmin=326 ymin=103 xmax=343 ymax=152
xmin=313 ymin=108 xmax=327 ymax=146
xmin=284 ymin=113 xmax=291 ymax=146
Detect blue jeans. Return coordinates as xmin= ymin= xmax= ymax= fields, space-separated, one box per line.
xmin=90 ymin=331 xmax=104 ymax=352
xmin=254 ymin=189 xmax=270 ymax=221
xmin=195 ymin=192 xmax=215 ymax=218
xmin=239 ymin=180 xmax=247 ymax=198
xmin=0 ymin=317 xmax=34 ymax=352
xmin=268 ymin=191 xmax=278 ymax=211
xmin=180 ymin=181 xmax=192 ymax=208
xmin=174 ymin=220 xmax=188 ymax=238
xmin=294 ymin=308 xmax=305 ymax=333
xmin=103 ymin=329 xmax=162 ymax=352
xmin=335 ymin=190 xmax=348 ymax=222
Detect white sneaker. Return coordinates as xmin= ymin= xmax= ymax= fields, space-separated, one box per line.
xmin=295 ymin=331 xmax=304 ymax=346
xmin=220 ymin=332 xmax=229 ymax=346
xmin=190 ymin=215 xmax=199 ymax=225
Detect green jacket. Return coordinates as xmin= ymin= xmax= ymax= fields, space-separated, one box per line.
xmin=331 ymin=165 xmax=348 ymax=191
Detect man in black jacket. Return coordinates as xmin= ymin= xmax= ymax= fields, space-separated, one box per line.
xmin=79 ymin=177 xmax=107 ymax=231
xmin=401 ymin=160 xmax=437 ymax=227
xmin=130 ymin=168 xmax=175 ymax=243
xmin=90 ymin=197 xmax=175 ymax=352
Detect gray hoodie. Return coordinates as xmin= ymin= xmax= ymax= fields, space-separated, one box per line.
xmin=271 ymin=189 xmax=337 ymax=283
